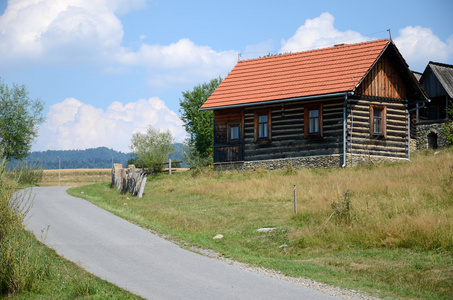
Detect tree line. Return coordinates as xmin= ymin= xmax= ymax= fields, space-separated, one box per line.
xmin=7 ymin=145 xmax=185 ymax=170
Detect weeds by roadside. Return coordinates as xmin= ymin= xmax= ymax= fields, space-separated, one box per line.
xmin=0 ymin=159 xmax=47 ymax=295
xmin=7 ymin=161 xmax=43 ymax=186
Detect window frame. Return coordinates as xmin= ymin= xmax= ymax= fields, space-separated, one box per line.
xmin=228 ymin=123 xmax=241 ymax=144
xmin=254 ymin=110 xmax=272 ymax=143
xmin=370 ymin=104 xmax=387 ymax=138
xmin=304 ymin=104 xmax=323 ymax=139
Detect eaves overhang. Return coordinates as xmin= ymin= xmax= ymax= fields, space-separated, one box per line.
xmin=199 ymin=91 xmax=354 ymax=111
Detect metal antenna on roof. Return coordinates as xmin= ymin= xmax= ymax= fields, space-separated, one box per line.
xmin=238 ymin=53 xmax=241 ymax=62
xmin=387 ymin=29 xmax=392 ymax=40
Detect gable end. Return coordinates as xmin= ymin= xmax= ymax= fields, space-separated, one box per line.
xmin=355 ymin=43 xmax=426 ymax=101
xmin=356 ymin=51 xmax=407 ymax=99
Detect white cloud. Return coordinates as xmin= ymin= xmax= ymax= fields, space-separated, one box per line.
xmin=0 ymin=0 xmax=144 ymax=65
xmin=40 ymin=5 xmax=124 ymax=61
xmin=34 ymin=97 xmax=186 ymax=152
xmin=117 ymin=38 xmax=238 ymax=87
xmin=280 ymin=12 xmax=368 ymax=53
xmin=394 ymin=26 xmax=453 ymax=71
xmin=279 ymin=13 xmax=453 ymax=73
xmin=0 ymin=0 xmax=237 ymax=84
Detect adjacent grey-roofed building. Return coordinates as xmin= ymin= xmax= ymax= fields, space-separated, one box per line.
xmin=416 ymin=61 xmax=453 ymax=149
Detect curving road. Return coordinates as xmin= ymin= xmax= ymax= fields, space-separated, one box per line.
xmin=24 ymin=186 xmax=339 ymax=300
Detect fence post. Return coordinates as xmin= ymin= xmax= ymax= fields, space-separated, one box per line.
xmin=169 ymin=159 xmax=172 ymax=175
xmin=293 ymin=185 xmax=297 ymax=215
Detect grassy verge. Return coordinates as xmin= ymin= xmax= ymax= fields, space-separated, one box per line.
xmin=6 ymin=231 xmax=142 ymax=299
xmin=68 ymin=149 xmax=453 ymax=299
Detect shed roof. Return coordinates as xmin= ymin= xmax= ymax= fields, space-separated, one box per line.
xmin=201 ymin=39 xmax=406 ymax=110
xmin=423 ymin=61 xmax=453 ymax=98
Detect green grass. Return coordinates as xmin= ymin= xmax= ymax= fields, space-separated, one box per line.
xmin=68 ymin=148 xmax=453 ymax=299
xmin=5 ymin=230 xmax=143 ymax=300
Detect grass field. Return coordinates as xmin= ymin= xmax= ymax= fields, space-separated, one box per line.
xmin=40 ymin=168 xmax=111 ymax=187
xmin=67 ymin=148 xmax=453 ymax=299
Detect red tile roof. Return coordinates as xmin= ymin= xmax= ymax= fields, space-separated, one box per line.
xmin=201 ymin=39 xmax=390 ymax=109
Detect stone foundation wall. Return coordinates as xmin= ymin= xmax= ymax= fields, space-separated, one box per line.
xmin=410 ymin=138 xmax=417 ymax=152
xmin=214 ymin=153 xmax=410 ymax=171
xmin=215 ymin=155 xmax=342 ymax=171
xmin=213 ymin=161 xmax=245 ymax=171
xmin=243 ymin=155 xmax=342 ymax=171
xmin=346 ymin=154 xmax=408 ymax=167
xmin=416 ymin=123 xmax=449 ymax=150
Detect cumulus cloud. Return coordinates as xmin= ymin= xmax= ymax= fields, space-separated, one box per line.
xmin=0 ymin=0 xmax=144 ymax=65
xmin=279 ymin=13 xmax=453 ymax=73
xmin=394 ymin=26 xmax=453 ymax=71
xmin=117 ymin=38 xmax=238 ymax=87
xmin=0 ymin=0 xmax=237 ymax=84
xmin=34 ymin=97 xmax=186 ymax=152
xmin=280 ymin=12 xmax=367 ymax=53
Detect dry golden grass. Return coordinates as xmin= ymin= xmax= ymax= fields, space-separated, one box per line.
xmin=68 ymin=148 xmax=453 ymax=299
xmin=186 ymin=150 xmax=453 ymax=250
xmin=40 ymin=169 xmax=111 ymax=187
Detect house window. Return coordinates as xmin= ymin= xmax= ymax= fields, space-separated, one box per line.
xmin=370 ymin=105 xmax=386 ymax=138
xmin=304 ymin=105 xmax=323 ymax=138
xmin=254 ymin=110 xmax=271 ymax=142
xmin=229 ymin=125 xmax=240 ymax=141
xmin=373 ymin=109 xmax=383 ymax=134
xmin=258 ymin=115 xmax=268 ymax=138
xmin=309 ymin=109 xmax=320 ymax=134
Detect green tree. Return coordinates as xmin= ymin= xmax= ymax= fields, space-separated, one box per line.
xmin=0 ymin=79 xmax=45 ymax=160
xmin=130 ymin=126 xmax=174 ymax=172
xmin=179 ymin=77 xmax=222 ymax=164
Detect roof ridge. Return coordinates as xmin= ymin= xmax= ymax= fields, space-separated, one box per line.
xmin=201 ymin=38 xmax=395 ymax=110
xmin=429 ymin=61 xmax=453 ymax=69
xmin=239 ymin=39 xmax=390 ymax=64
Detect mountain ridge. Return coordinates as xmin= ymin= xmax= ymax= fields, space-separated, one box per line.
xmin=8 ymin=144 xmax=186 ymax=169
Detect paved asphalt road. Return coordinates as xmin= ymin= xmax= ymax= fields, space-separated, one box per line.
xmin=24 ymin=186 xmax=339 ymax=300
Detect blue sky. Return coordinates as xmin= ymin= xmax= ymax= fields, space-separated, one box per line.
xmin=1 ymin=0 xmax=452 ymax=153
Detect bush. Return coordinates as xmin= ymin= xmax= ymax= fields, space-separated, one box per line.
xmin=130 ymin=126 xmax=174 ymax=173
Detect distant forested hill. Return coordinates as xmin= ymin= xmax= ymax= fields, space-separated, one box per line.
xmin=8 ymin=144 xmax=187 ymax=169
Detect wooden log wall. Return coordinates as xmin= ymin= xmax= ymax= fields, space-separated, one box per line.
xmin=214 ymin=109 xmax=243 ymax=145
xmin=214 ymin=109 xmax=244 ymax=162
xmin=421 ymin=67 xmax=448 ymax=99
xmin=356 ymin=52 xmax=407 ymax=100
xmin=213 ymin=99 xmax=409 ymax=163
xmin=242 ymin=99 xmax=345 ymax=161
xmin=347 ymin=98 xmax=408 ymax=158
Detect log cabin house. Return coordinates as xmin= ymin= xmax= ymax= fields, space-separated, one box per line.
xmin=415 ymin=61 xmax=453 ymax=150
xmin=200 ymin=39 xmax=428 ymax=170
